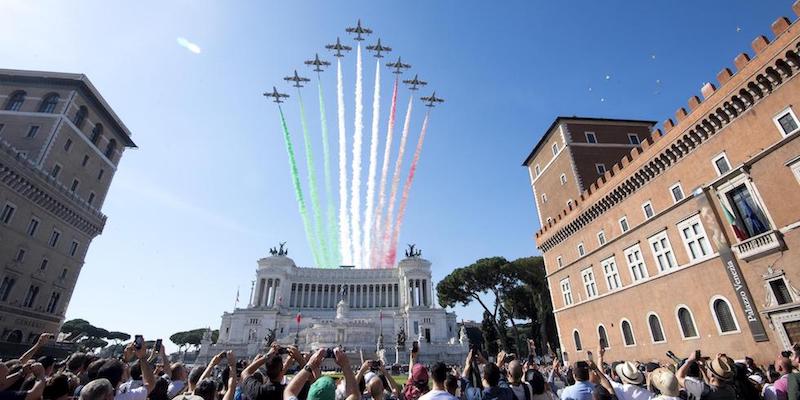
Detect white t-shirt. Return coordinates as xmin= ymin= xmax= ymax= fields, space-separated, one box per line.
xmin=168 ymin=380 xmax=186 ymax=398
xmin=115 ymin=385 xmax=148 ymax=400
xmin=608 ymin=380 xmax=654 ymax=400
xmin=418 ymin=389 xmax=458 ymax=400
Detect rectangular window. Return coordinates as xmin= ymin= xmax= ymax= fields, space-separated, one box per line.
xmin=628 ymin=134 xmax=641 ymax=145
xmin=23 ymin=285 xmax=39 ymax=308
xmin=577 ymin=243 xmax=585 ymax=257
xmin=541 ymin=193 xmax=547 ymax=203
xmin=48 ymin=229 xmax=61 ymax=248
xmin=0 ymin=203 xmax=16 ymax=224
xmin=619 ymin=216 xmax=629 ymax=233
xmin=26 ymin=126 xmax=40 ymax=138
xmin=51 ymin=164 xmax=61 ymax=178
xmin=39 ymin=258 xmax=48 ymax=271
xmin=88 ymin=192 xmax=95 ymax=205
xmin=582 ymin=268 xmax=598 ymax=298
xmin=678 ymin=216 xmax=712 ymax=262
xmin=15 ymin=248 xmax=26 ymax=262
xmin=649 ymin=231 xmax=678 ymax=272
xmin=601 ymin=257 xmax=622 ymax=291
xmin=46 ymin=292 xmax=60 ymax=313
xmin=642 ymin=201 xmax=654 ymax=219
xmin=27 ymin=217 xmax=39 ymax=237
xmin=556 ymin=256 xmax=563 ymax=268
xmin=552 ymin=143 xmax=559 ymax=156
xmin=597 ymin=231 xmax=606 ymax=246
xmin=713 ymin=153 xmax=731 ymax=175
xmin=82 ymin=155 xmax=89 ymax=167
xmin=560 ymin=174 xmax=567 ymax=185
xmin=624 ymin=244 xmax=649 ymax=282
xmin=585 ymin=132 xmax=597 ymax=143
xmin=560 ymin=278 xmax=573 ymax=306
xmin=770 ymin=278 xmax=793 ymax=305
xmin=69 ymin=241 xmax=79 ymax=257
xmin=64 ymin=139 xmax=73 ymax=152
xmin=534 ymin=165 xmax=540 ymax=177
xmin=0 ymin=124 xmax=4 ymax=134
xmin=70 ymin=179 xmax=79 ymax=192
xmin=98 ymin=169 xmax=104 ymax=180
xmin=670 ymin=183 xmax=684 ymax=203
xmin=596 ymin=164 xmax=607 ymax=174
xmin=60 ymin=268 xmax=68 ymax=279
xmin=726 ymin=184 xmax=770 ymax=238
xmin=774 ymin=108 xmax=800 ymax=136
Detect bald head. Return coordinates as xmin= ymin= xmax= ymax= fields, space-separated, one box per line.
xmin=508 ymin=360 xmax=523 ymax=383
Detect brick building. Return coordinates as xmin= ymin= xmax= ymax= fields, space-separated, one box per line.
xmin=523 ymin=3 xmax=800 ymax=363
xmin=0 ymin=69 xmax=135 ymax=343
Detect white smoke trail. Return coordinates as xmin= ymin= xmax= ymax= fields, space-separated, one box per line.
xmin=371 ymin=79 xmax=398 ymax=268
xmin=350 ymin=44 xmax=364 ymax=268
xmin=381 ymin=96 xmax=413 ymax=266
xmin=363 ymin=59 xmax=381 ymax=269
xmin=337 ymin=59 xmax=352 ymax=266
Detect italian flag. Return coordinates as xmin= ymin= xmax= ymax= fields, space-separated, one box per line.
xmin=722 ymin=204 xmax=748 ymax=241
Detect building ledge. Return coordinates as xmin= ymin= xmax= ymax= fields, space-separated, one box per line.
xmin=733 ymin=230 xmax=785 ymax=261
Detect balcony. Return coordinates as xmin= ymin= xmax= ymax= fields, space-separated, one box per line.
xmin=733 ymin=230 xmax=785 ymax=262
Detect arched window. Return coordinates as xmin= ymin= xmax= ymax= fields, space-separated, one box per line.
xmin=4 ymin=91 xmax=26 ymax=111
xmin=38 ymin=93 xmax=60 ymax=113
xmin=105 ymin=139 xmax=117 ymax=159
xmin=91 ymin=124 xmax=103 ymax=145
xmin=711 ymin=297 xmax=739 ymax=333
xmin=6 ymin=329 xmax=22 ymax=343
xmin=648 ymin=313 xmax=665 ymax=343
xmin=73 ymin=106 xmax=88 ymax=129
xmin=573 ymin=330 xmax=582 ymax=351
xmin=621 ymin=319 xmax=636 ymax=346
xmin=676 ymin=306 xmax=699 ymax=338
xmin=598 ymin=325 xmax=609 ymax=348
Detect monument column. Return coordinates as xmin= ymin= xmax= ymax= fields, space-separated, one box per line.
xmin=422 ymin=280 xmax=428 ymax=307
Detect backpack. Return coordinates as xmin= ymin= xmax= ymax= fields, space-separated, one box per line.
xmin=510 ymin=383 xmax=532 ymax=400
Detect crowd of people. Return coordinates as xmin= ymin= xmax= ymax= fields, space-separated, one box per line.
xmin=3 ymin=333 xmax=800 ymax=400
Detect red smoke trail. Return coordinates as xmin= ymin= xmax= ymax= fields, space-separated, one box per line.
xmin=371 ymin=78 xmax=399 ymax=268
xmin=386 ymin=112 xmax=430 ymax=266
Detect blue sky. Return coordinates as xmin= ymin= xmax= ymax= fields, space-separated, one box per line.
xmin=0 ymin=1 xmax=793 ymax=350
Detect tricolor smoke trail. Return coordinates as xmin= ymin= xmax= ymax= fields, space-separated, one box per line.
xmin=381 ymin=96 xmax=413 ymax=267
xmin=297 ymin=90 xmax=328 ymax=267
xmin=371 ymin=78 xmax=399 ymax=268
xmin=362 ymin=59 xmax=381 ymax=268
xmin=277 ymin=106 xmax=319 ymax=268
xmin=336 ymin=59 xmax=352 ymax=266
xmin=350 ymin=44 xmax=364 ymax=268
xmin=317 ymin=78 xmax=339 ymax=266
xmin=386 ymin=112 xmax=430 ymax=266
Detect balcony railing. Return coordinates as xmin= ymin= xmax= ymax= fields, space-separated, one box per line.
xmin=733 ymin=230 xmax=785 ymax=261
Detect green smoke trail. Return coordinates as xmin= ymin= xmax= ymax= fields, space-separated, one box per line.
xmin=318 ymin=80 xmax=340 ymax=266
xmin=297 ymin=90 xmax=330 ymax=268
xmin=277 ymin=106 xmax=321 ymax=267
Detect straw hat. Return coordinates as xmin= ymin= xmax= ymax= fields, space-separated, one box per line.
xmin=615 ymin=361 xmax=644 ymax=385
xmin=649 ymin=367 xmax=679 ymax=397
xmin=708 ymin=355 xmax=734 ymax=381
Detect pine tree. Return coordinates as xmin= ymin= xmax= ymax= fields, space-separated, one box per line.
xmin=481 ymin=311 xmax=499 ymax=356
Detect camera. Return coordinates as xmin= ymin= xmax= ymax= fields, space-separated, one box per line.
xmin=782 ymin=350 xmax=792 ymax=358
xmin=154 ymin=339 xmax=162 ymax=353
xmin=277 ymin=347 xmax=289 ymax=355
xmin=412 ymin=341 xmax=419 ymax=353
xmin=370 ymin=360 xmax=381 ymax=370
xmin=505 ymin=353 xmax=516 ymax=362
xmin=666 ymin=351 xmax=682 ymax=364
xmin=324 ymin=348 xmax=336 ymax=358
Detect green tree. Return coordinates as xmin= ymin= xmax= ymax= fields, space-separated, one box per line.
xmin=106 ymin=331 xmax=131 ymax=344
xmin=437 ymin=257 xmax=512 ymax=337
xmin=502 ymin=257 xmax=559 ymax=355
xmin=481 ymin=311 xmax=499 ymax=356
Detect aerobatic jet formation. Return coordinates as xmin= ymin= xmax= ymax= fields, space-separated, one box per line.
xmin=263 ymin=86 xmax=289 ymax=103
xmin=345 ymin=19 xmax=372 ymax=41
xmin=283 ymin=70 xmax=310 ymax=88
xmin=421 ymin=92 xmax=445 ymax=107
xmin=325 ymin=37 xmax=352 ymax=57
xmin=366 ymin=38 xmax=392 ymax=58
xmin=386 ymin=56 xmax=411 ymax=74
xmin=304 ymin=54 xmax=331 ymax=72
xmin=403 ymin=74 xmax=427 ymax=91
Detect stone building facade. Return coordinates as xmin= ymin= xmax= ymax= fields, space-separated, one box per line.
xmin=200 ymin=254 xmax=467 ymax=364
xmin=524 ymin=4 xmax=800 ymax=363
xmin=0 ymin=69 xmax=135 ymax=343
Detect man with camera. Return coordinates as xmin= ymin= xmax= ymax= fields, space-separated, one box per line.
xmin=676 ymin=351 xmax=736 ymax=400
xmin=240 ymin=343 xmax=299 ymax=400
xmin=284 ymin=347 xmax=358 ymax=400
